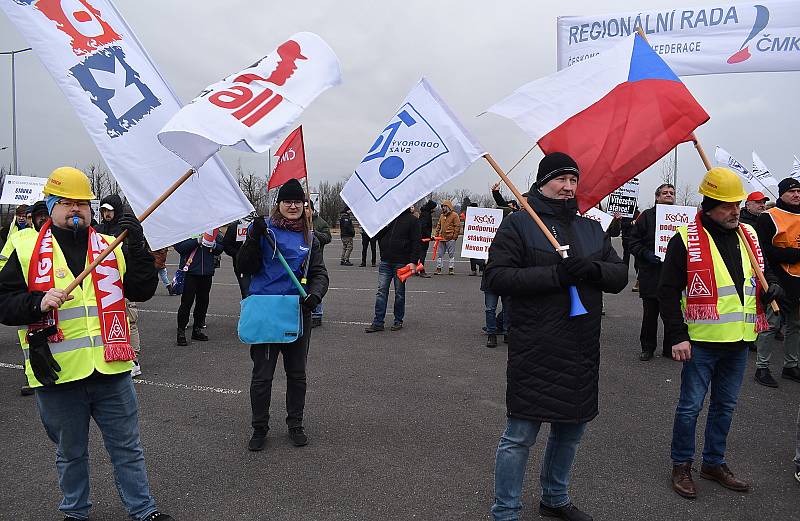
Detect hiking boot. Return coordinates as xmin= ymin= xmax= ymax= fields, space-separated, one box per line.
xmin=191 ymin=328 xmax=208 ymax=341
xmin=782 ymin=366 xmax=800 ymax=383
xmin=487 ymin=334 xmax=497 ymax=348
xmin=539 ymin=501 xmax=593 ymax=521
xmin=699 ymin=463 xmax=750 ymax=492
xmin=142 ymin=512 xmax=174 ymax=521
xmin=671 ymin=462 xmax=697 ymax=499
xmin=639 ymin=351 xmax=654 ymax=361
xmin=176 ymin=328 xmax=188 ymax=346
xmin=448 ymin=267 xmax=454 ymax=275
xmin=289 ymin=426 xmax=308 ymax=446
xmin=390 ymin=322 xmax=403 ymax=331
xmin=248 ymin=428 xmax=267 ymax=451
xmin=364 ymin=324 xmax=384 ymax=333
xmin=434 ymin=267 xmax=441 ymax=275
xmin=754 ymin=368 xmax=778 ymax=388
xmin=311 ymin=317 xmax=322 ymax=328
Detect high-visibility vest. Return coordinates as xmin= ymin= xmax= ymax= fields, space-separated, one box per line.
xmin=0 ymin=227 xmax=35 ymax=270
xmin=10 ymin=230 xmax=132 ymax=388
xmin=678 ymin=225 xmax=760 ymax=343
xmin=765 ymin=207 xmax=800 ymax=277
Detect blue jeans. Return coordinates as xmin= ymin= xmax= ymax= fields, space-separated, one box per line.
xmin=492 ymin=417 xmax=587 ymax=520
xmin=157 ymin=267 xmax=170 ymax=288
xmin=371 ymin=261 xmax=406 ymax=327
xmin=671 ymin=345 xmax=748 ymax=466
xmin=312 ymin=301 xmax=324 ymax=319
xmin=485 ymin=291 xmax=508 ymax=334
xmin=35 ymin=375 xmax=158 ymax=520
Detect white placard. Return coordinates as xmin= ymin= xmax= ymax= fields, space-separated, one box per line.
xmin=0 ymin=175 xmax=47 ymax=205
xmin=461 ymin=207 xmax=504 ymax=260
xmin=90 ymin=200 xmax=101 ymax=219
xmin=581 ymin=207 xmax=614 ymax=232
xmin=655 ymin=204 xmax=697 ymax=259
xmin=309 ymin=192 xmax=321 ymax=211
xmin=607 ymin=178 xmax=639 ymax=218
xmin=236 ymin=215 xmax=254 ymax=242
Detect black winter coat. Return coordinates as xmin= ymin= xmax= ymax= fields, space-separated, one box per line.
xmin=418 ymin=200 xmax=436 ymax=238
xmin=628 ymin=206 xmax=663 ymax=298
xmin=484 ymin=192 xmax=628 ymax=423
xmin=95 ymin=194 xmax=124 ymax=237
xmin=739 ymin=208 xmax=760 ymax=228
xmin=375 ymin=210 xmax=422 ymax=265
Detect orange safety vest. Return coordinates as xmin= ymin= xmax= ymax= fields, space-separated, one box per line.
xmin=766 ymin=207 xmax=800 ymax=277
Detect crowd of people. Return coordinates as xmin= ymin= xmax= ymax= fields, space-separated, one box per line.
xmin=1 ymin=158 xmax=799 ymax=521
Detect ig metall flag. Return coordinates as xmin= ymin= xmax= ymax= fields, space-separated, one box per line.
xmin=340 ymin=78 xmax=485 ymax=237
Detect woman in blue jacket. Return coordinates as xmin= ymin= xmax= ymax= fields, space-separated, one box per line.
xmin=237 ymin=179 xmax=329 ymax=451
xmin=173 ymin=231 xmax=224 ymax=345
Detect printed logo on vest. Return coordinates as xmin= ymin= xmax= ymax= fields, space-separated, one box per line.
xmin=688 ymin=270 xmax=713 ymax=297
xmin=103 ymin=311 xmax=127 ymax=342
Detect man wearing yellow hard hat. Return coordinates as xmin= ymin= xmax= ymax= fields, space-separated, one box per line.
xmin=0 ymin=167 xmax=173 ymax=521
xmin=658 ymin=167 xmax=783 ymax=500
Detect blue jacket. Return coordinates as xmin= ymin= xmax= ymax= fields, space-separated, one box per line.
xmin=249 ymin=221 xmax=309 ymax=296
xmin=174 ymin=233 xmax=224 ymax=276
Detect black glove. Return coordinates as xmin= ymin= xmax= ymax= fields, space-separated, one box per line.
xmin=642 ymin=250 xmax=662 ymax=265
xmin=249 ymin=217 xmax=268 ymax=240
xmin=561 ymin=256 xmax=601 ymax=281
xmin=118 ymin=214 xmax=145 ymax=249
xmin=761 ymin=283 xmax=785 ymax=306
xmin=27 ymin=326 xmax=61 ymax=386
xmin=302 ymin=294 xmax=320 ymax=311
xmin=555 ymin=263 xmax=579 ymax=288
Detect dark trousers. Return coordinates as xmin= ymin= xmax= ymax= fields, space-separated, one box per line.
xmin=361 ymin=236 xmax=376 ymax=265
xmin=641 ymin=297 xmax=669 ymax=356
xmin=250 ymin=330 xmax=310 ymax=431
xmin=234 ymin=269 xmax=251 ymax=300
xmin=470 ymin=258 xmax=486 ymax=273
xmin=419 ymin=241 xmax=430 ymax=265
xmin=177 ymin=274 xmax=213 ymax=330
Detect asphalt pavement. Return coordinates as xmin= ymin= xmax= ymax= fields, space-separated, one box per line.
xmin=0 ymin=239 xmax=797 ymax=520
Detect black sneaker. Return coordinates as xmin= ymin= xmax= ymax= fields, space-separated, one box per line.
xmin=142 ymin=512 xmax=174 ymax=521
xmin=359 ymin=263 xmax=366 ymax=267
xmin=248 ymin=429 xmax=267 ymax=451
xmin=539 ymin=501 xmax=593 ymax=521
xmin=754 ymin=368 xmax=779 ymax=388
xmin=176 ymin=328 xmax=188 ymax=346
xmin=289 ymin=426 xmax=308 ymax=446
xmin=364 ymin=324 xmax=384 ymax=333
xmin=191 ymin=329 xmax=209 ymax=341
xmin=782 ymin=366 xmax=800 ymax=383
xmin=486 ymin=334 xmax=497 ymax=348
xmin=390 ymin=322 xmax=403 ymax=331
xmin=639 ymin=351 xmax=654 ymax=361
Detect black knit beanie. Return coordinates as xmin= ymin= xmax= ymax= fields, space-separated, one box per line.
xmin=535 ymin=152 xmax=580 ymax=189
xmin=276 ymin=178 xmax=306 ymax=203
xmin=779 ymin=177 xmax=800 ymax=197
xmin=701 ymin=196 xmax=724 ymax=212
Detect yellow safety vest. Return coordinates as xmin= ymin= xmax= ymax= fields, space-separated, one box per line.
xmin=10 ymin=229 xmax=132 ymax=388
xmin=0 ymin=227 xmax=36 ymax=270
xmin=678 ymin=225 xmax=760 ymax=343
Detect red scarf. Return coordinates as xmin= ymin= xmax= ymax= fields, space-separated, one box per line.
xmin=685 ymin=213 xmax=767 ymax=332
xmin=27 ymin=221 xmax=134 ymax=362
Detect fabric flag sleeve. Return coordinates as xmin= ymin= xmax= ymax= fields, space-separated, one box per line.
xmin=268 ymin=126 xmax=307 ymax=190
xmin=340 ymin=78 xmax=485 ymax=237
xmin=791 ymin=156 xmax=800 ymax=180
xmin=158 ymin=32 xmax=341 ymax=170
xmin=0 ymin=0 xmax=253 ymax=250
xmin=488 ymin=33 xmax=708 ymax=213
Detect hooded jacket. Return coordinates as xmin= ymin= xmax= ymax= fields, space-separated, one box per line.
xmin=484 ymin=190 xmax=627 ymax=423
xmin=95 ymin=194 xmax=124 ymax=237
xmin=435 ymin=200 xmax=461 ymax=241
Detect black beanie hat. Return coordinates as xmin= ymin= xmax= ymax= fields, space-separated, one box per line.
xmin=779 ymin=177 xmax=800 ymax=197
xmin=535 ymin=152 xmax=580 ymax=189
xmin=276 ymin=178 xmax=306 ymax=203
xmin=701 ymin=196 xmax=724 ymax=212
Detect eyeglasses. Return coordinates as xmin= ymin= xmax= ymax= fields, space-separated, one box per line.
xmin=56 ymin=200 xmax=91 ymax=209
xmin=281 ymin=200 xmax=305 ymax=207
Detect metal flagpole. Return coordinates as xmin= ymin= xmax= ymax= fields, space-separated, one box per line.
xmin=1 ymin=48 xmax=32 ymax=176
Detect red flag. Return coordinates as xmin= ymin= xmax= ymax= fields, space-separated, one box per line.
xmin=268 ymin=126 xmax=307 ymax=190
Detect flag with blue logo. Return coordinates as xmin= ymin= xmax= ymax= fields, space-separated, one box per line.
xmin=341 ymin=78 xmax=485 ymax=237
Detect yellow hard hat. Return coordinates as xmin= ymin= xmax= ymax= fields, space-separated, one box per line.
xmin=44 ymin=167 xmax=96 ymax=200
xmin=698 ymin=167 xmax=747 ymax=203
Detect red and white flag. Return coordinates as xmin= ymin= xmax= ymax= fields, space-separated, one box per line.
xmin=268 ymin=127 xmax=307 ymax=190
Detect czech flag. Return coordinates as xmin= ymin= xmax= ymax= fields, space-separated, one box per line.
xmin=488 ymin=33 xmax=709 ymax=213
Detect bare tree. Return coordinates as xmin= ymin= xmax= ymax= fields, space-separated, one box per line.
xmin=676 ymin=183 xmax=700 ymax=207
xmin=316 ymin=179 xmax=345 ymax=228
xmin=660 ymin=151 xmax=677 ymax=185
xmin=85 ymin=163 xmax=123 ymax=201
xmin=236 ymin=165 xmax=269 ymax=215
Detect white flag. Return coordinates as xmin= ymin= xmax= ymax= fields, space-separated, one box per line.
xmin=159 ymin=32 xmax=342 ymax=169
xmin=340 ymin=78 xmax=485 ymax=237
xmin=714 ymin=146 xmax=778 ymax=199
xmin=0 ymin=0 xmax=253 ymax=250
xmin=752 ymin=151 xmax=780 ymax=191
xmin=790 ymin=155 xmax=800 ymax=180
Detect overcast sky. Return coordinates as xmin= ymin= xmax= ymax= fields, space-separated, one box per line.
xmin=1 ymin=0 xmax=798 ymax=208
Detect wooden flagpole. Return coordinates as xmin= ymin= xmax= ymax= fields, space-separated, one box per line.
xmin=63 ymin=168 xmax=196 ymax=294
xmin=299 ymin=126 xmax=314 ymax=244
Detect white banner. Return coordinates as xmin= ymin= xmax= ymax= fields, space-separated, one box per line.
xmin=557 ymin=1 xmax=800 ymax=76
xmin=235 ymin=215 xmax=254 ymax=242
xmin=581 ymin=207 xmax=614 ymax=232
xmin=159 ymin=32 xmax=342 ymax=169
xmin=715 ymin=146 xmax=779 ymax=198
xmin=0 ymin=175 xmax=47 ymax=205
xmin=340 ymin=78 xmax=485 ymax=237
xmin=607 ymin=178 xmax=639 ymax=218
xmin=461 ymin=207 xmax=503 ymax=260
xmin=791 ymin=155 xmax=800 ymax=179
xmin=1 ymin=0 xmax=253 ymax=250
xmin=752 ymin=151 xmax=780 ymax=191
xmin=655 ymin=204 xmax=697 ymax=260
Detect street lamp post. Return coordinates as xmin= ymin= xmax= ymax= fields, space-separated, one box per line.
xmin=1 ymin=47 xmax=32 ymax=176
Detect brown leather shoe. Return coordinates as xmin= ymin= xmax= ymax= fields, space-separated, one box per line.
xmin=699 ymin=463 xmax=750 ymax=492
xmin=671 ymin=463 xmax=697 ymax=499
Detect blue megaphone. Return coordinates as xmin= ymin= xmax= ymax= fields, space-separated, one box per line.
xmin=568 ymin=285 xmax=588 ymax=317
